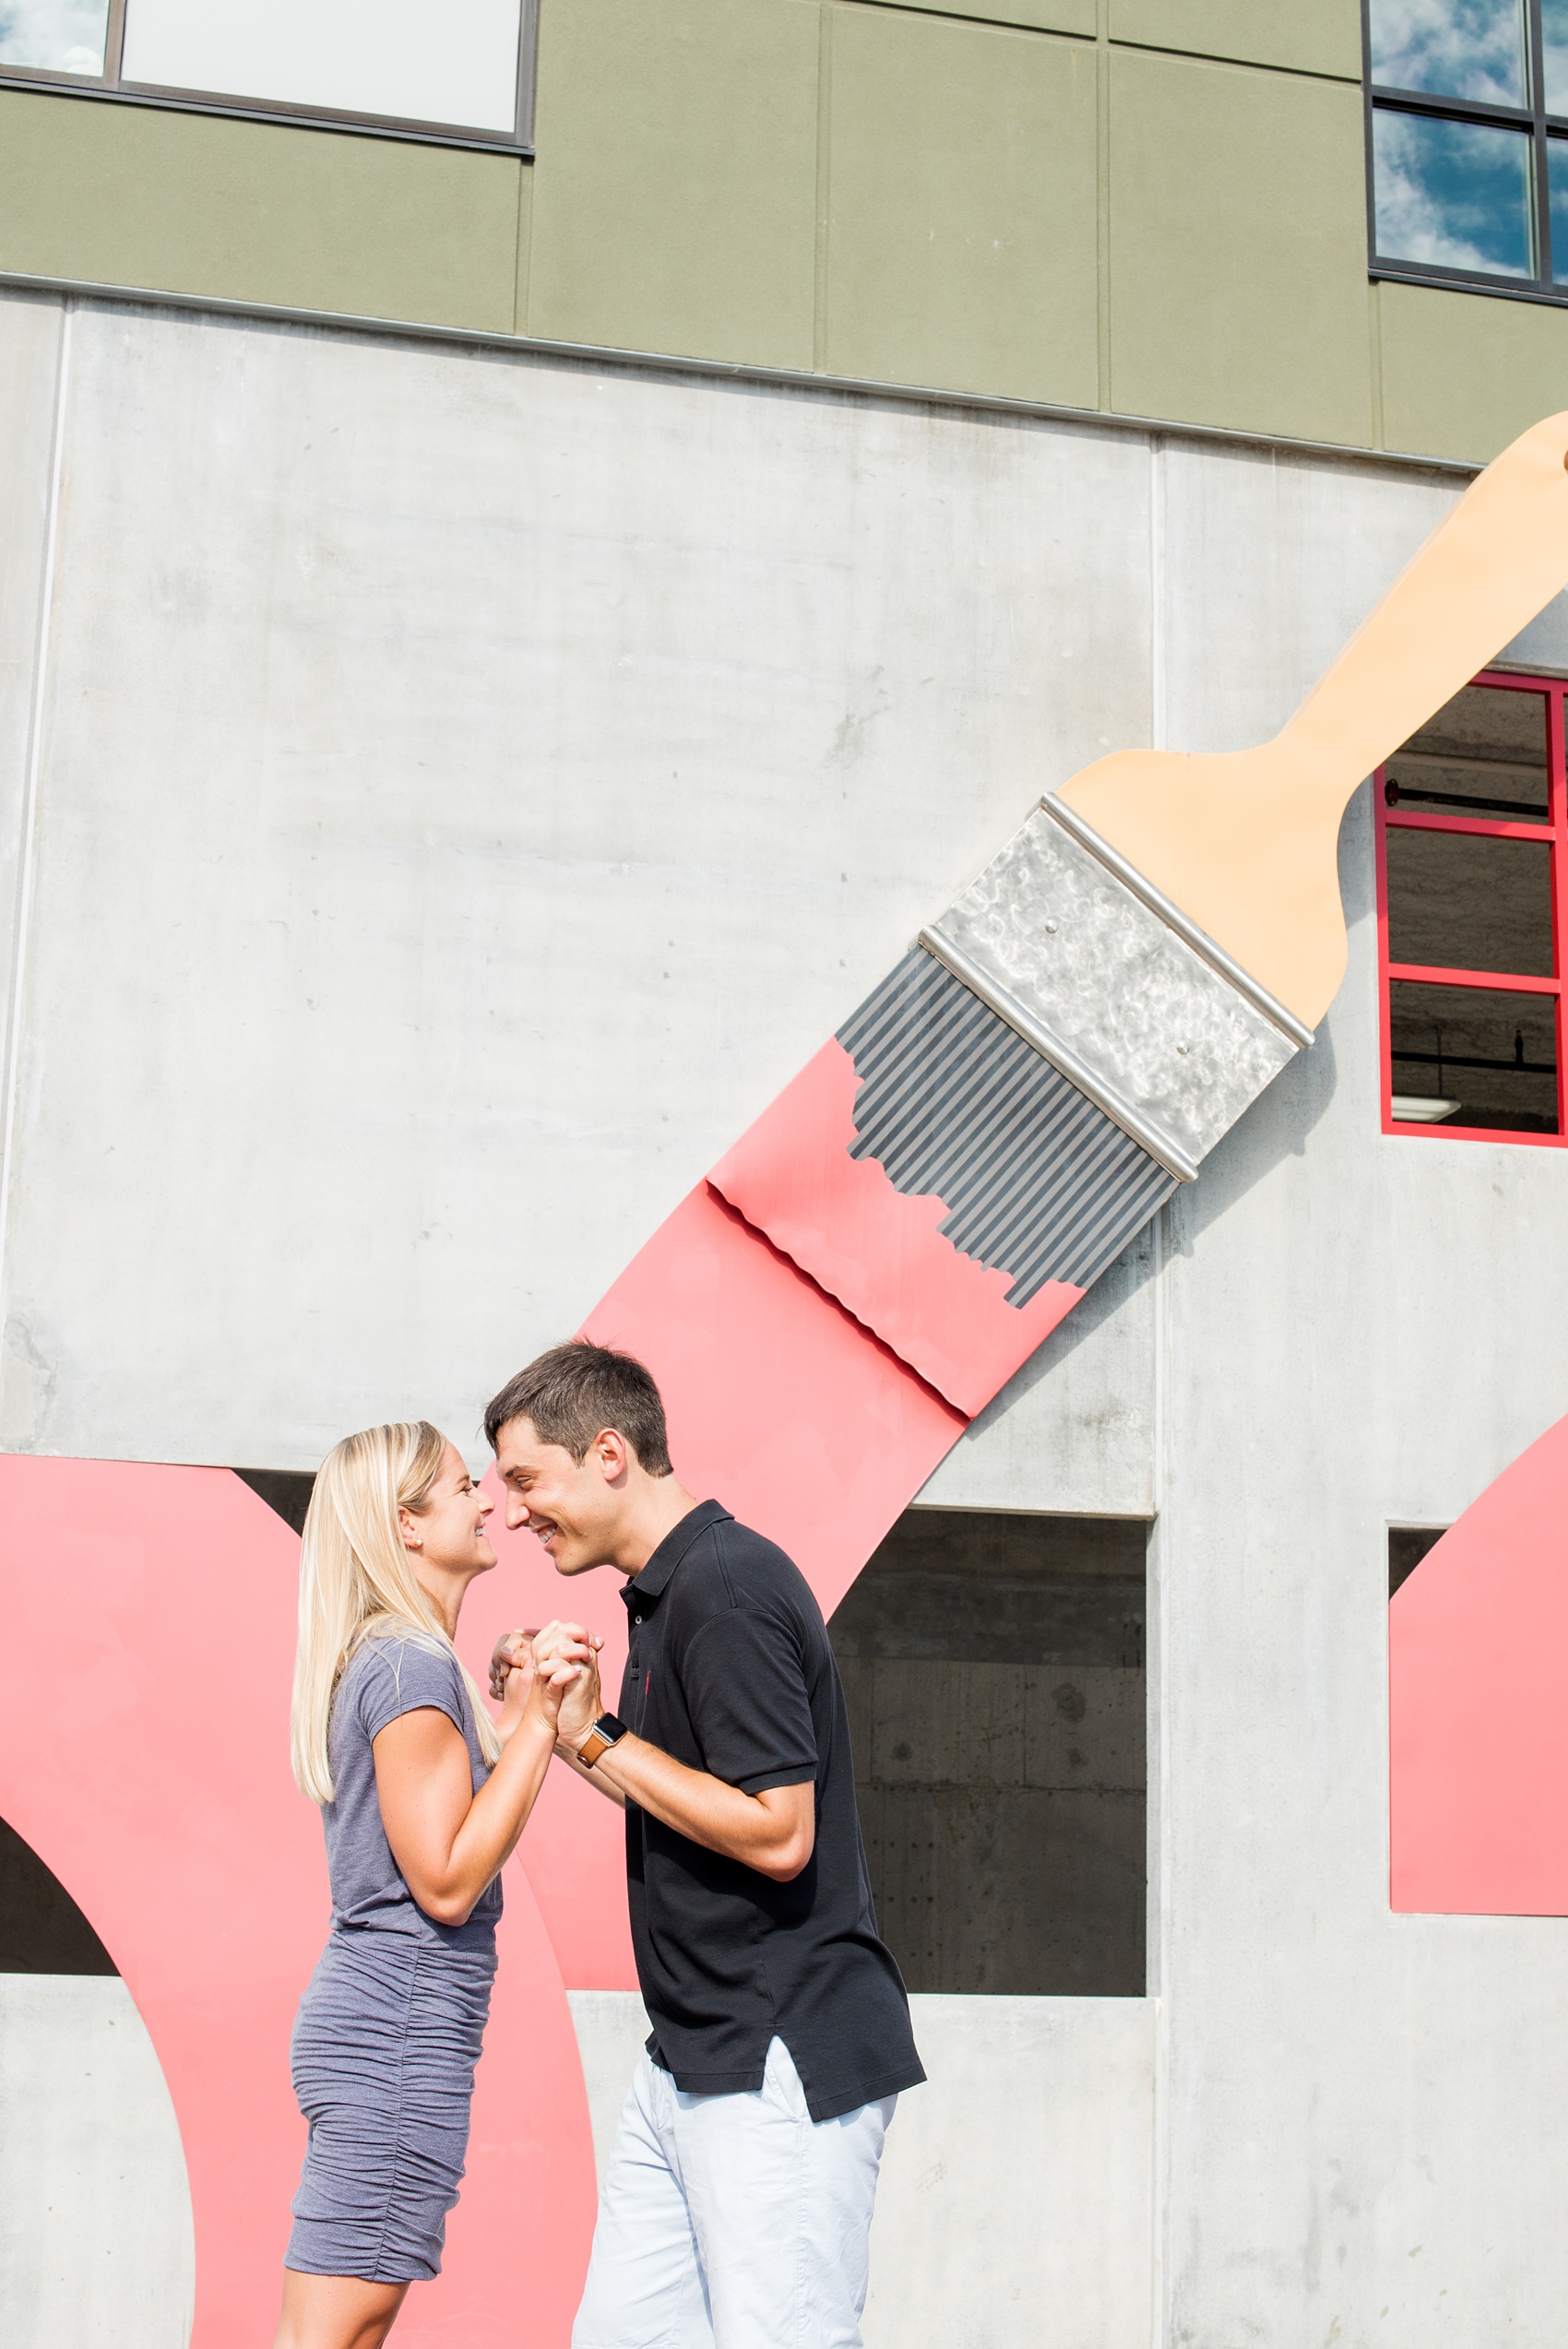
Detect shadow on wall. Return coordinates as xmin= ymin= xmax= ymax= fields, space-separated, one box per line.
xmin=1168 ymin=779 xmax=1370 ymax=1257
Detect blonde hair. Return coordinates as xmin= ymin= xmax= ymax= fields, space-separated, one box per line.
xmin=291 ymin=1419 xmax=502 ymax=1805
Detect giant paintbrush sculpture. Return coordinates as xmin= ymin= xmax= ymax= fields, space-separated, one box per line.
xmin=513 ymin=411 xmax=1568 ymax=1987
xmin=4 ymin=416 xmax=1568 ymax=2345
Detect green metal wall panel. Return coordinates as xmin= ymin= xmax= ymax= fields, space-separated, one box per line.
xmin=1378 ymin=281 xmax=1568 ymax=464
xmin=1110 ymin=0 xmax=1362 ymax=79
xmin=3 ymin=6 xmax=1565 ymax=465
xmin=824 ymin=6 xmax=1098 ymax=404
xmin=525 ymin=0 xmax=819 ymax=366
xmin=1109 ymin=48 xmax=1373 ymax=445
xmin=0 ymin=90 xmax=522 ymax=331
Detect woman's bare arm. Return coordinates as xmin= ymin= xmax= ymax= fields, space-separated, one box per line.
xmin=372 ymin=1666 xmax=574 ymax=1928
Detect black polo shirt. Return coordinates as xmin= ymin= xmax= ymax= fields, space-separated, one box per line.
xmin=619 ymin=1499 xmax=924 ymax=2122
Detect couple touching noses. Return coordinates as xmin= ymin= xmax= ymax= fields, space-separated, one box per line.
xmin=276 ymin=1341 xmax=923 ymax=2349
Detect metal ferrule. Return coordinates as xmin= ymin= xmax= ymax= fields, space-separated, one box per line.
xmin=918 ymin=926 xmax=1201 ymax=1183
xmin=1040 ymin=794 xmax=1316 ymax=1050
xmin=921 ymin=801 xmax=1303 ymax=1169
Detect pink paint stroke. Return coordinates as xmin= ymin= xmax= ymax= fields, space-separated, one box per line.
xmin=709 ymin=1040 xmax=1083 ymax=1417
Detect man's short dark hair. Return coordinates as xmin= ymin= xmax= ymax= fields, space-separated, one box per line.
xmin=483 ymin=1341 xmax=673 ymax=1477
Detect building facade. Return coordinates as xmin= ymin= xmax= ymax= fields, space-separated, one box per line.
xmin=3 ymin=3 xmax=1568 ymax=2344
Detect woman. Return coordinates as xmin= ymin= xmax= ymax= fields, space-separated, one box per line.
xmin=274 ymin=1419 xmax=572 ymax=2349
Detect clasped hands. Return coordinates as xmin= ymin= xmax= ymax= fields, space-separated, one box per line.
xmin=490 ymin=1621 xmax=605 ymax=1757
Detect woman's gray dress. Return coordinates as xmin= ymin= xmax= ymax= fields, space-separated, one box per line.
xmin=286 ymin=1632 xmax=501 ymax=2283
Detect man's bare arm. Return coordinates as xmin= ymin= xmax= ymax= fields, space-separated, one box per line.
xmin=533 ymin=1622 xmax=814 ymax=1879
xmin=589 ymin=1738 xmax=812 ymax=1878
xmin=552 ymin=1739 xmax=627 ymax=1809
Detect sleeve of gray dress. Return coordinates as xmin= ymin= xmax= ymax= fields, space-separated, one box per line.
xmin=355 ymin=1635 xmax=469 ymax=1743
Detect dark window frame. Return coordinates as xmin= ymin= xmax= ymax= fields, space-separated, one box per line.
xmin=1362 ymin=0 xmax=1568 ymax=306
xmin=1375 ymin=666 xmax=1568 ymax=1147
xmin=0 ymin=0 xmax=538 ymax=157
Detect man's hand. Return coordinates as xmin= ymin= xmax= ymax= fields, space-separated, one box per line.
xmin=554 ymin=1655 xmax=604 ymax=1750
xmin=530 ymin=1621 xmax=603 ymax=1750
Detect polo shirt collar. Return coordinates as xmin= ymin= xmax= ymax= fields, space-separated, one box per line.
xmin=623 ymin=1498 xmax=731 ymax=1607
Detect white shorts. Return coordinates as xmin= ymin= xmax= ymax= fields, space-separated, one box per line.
xmin=572 ymin=2037 xmax=897 ymax=2349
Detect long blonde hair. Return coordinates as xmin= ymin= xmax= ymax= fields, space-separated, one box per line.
xmin=291 ymin=1419 xmax=502 ymax=1805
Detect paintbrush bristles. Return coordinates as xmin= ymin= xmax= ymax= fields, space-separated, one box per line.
xmin=1058 ymin=411 xmax=1568 ymax=1030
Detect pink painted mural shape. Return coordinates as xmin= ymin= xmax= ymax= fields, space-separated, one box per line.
xmin=709 ymin=1041 xmax=1084 ymax=1415
xmin=486 ymin=1179 xmax=969 ymax=1998
xmin=0 ymin=1454 xmax=596 ymax=2349
xmin=1390 ymin=1407 xmax=1568 ymax=1915
xmin=0 ymin=1090 xmax=1087 ymax=2329
xmin=0 ymin=1198 xmax=973 ymax=2338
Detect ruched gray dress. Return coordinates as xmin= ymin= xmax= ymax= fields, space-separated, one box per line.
xmin=286 ymin=1631 xmax=501 ymax=2283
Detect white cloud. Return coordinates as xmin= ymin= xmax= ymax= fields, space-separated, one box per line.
xmin=1373 ymin=109 xmax=1532 ymax=273
xmin=1371 ymin=0 xmax=1527 ymax=105
xmin=0 ymin=0 xmax=107 ymax=72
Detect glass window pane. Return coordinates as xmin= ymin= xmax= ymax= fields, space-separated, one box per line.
xmin=1372 ymin=108 xmax=1536 ymax=278
xmin=1385 ymin=827 xmax=1554 ymax=975
xmin=1389 ymin=980 xmax=1558 ymax=1133
xmin=1545 ymin=0 xmax=1568 ymax=114
xmin=121 ymin=0 xmax=523 ymax=134
xmin=1369 ymin=0 xmax=1527 ymax=105
xmin=0 ymin=0 xmax=108 ymax=73
xmin=1550 ymin=136 xmax=1568 ymax=279
xmin=1384 ymin=682 xmax=1550 ymax=824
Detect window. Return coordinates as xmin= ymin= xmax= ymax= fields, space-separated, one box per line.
xmin=828 ymin=1508 xmax=1147 ymax=1997
xmin=1376 ymin=670 xmax=1568 ymax=1142
xmin=0 ymin=0 xmax=536 ymax=152
xmin=1363 ymin=1 xmax=1568 ymax=301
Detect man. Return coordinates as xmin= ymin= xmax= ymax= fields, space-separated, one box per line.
xmin=484 ymin=1339 xmax=923 ymax=2349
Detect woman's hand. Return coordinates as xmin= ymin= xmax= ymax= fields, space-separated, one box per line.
xmin=374 ymin=1656 xmax=589 ymax=1927
xmin=489 ymin=1627 xmax=537 ymax=1702
xmin=521 ymin=1649 xmax=583 ymax=1739
xmin=495 ymin=1636 xmax=537 ymax=1749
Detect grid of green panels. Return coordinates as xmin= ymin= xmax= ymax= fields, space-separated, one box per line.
xmin=2 ymin=0 xmax=1566 ymax=463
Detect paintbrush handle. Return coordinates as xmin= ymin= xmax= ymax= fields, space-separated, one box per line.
xmin=1059 ymin=410 xmax=1568 ymax=1026
xmin=1278 ymin=409 xmax=1568 ymax=803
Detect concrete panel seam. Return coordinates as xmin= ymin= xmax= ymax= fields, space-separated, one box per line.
xmin=0 ymin=271 xmax=1480 ymax=479
xmin=1148 ymin=433 xmax=1165 ymax=748
xmin=1096 ymin=0 xmax=1111 ymax=409
xmin=814 ymin=0 xmax=833 ymax=372
xmin=835 ymin=0 xmax=1091 ymax=41
xmin=1107 ymin=34 xmax=1362 ymax=87
xmin=0 ymin=298 xmax=69 ymax=1326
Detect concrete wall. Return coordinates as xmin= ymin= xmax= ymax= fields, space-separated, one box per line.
xmin=2 ymin=0 xmax=1566 ymax=464
xmin=570 ymin=1988 xmax=1154 ymax=2349
xmin=0 ymin=1975 xmax=192 ymax=2347
xmin=4 ymin=284 xmax=1568 ymax=2343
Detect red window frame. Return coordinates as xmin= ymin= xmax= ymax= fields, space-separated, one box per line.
xmin=1375 ymin=668 xmax=1568 ymax=1148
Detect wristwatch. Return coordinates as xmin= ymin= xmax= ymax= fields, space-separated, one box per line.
xmin=576 ymin=1712 xmax=629 ymax=1769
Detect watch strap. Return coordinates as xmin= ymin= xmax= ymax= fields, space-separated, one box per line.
xmin=577 ymin=1712 xmax=628 ymax=1769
